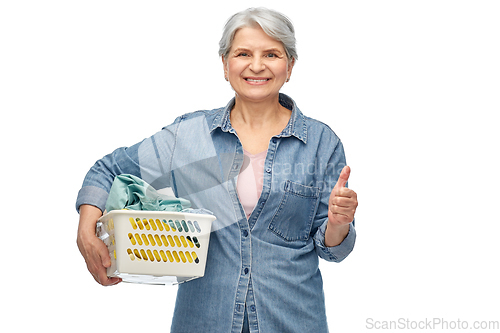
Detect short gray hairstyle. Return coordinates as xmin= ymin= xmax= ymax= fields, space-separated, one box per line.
xmin=219 ymin=7 xmax=297 ymax=62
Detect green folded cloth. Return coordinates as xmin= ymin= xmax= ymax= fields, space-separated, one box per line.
xmin=105 ymin=174 xmax=191 ymax=212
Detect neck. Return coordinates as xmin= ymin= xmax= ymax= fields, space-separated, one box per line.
xmin=231 ymin=94 xmax=285 ymax=128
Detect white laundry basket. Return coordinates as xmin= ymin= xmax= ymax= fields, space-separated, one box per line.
xmin=97 ymin=210 xmax=216 ymax=285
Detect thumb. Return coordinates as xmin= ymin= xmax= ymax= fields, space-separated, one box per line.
xmin=96 ymin=240 xmax=112 ymax=268
xmin=335 ymin=165 xmax=351 ymax=189
xmin=101 ymin=249 xmax=112 ymax=268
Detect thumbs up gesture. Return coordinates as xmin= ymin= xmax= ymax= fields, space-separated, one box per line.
xmin=328 ymin=166 xmax=358 ymax=227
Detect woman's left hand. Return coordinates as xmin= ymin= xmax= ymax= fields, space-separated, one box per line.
xmin=328 ymin=166 xmax=358 ymax=225
xmin=325 ymin=166 xmax=358 ymax=246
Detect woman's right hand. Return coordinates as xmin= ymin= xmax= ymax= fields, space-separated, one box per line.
xmin=77 ymin=204 xmax=122 ymax=286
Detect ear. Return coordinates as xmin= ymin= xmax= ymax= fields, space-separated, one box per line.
xmin=222 ymin=56 xmax=228 ymax=74
xmin=222 ymin=55 xmax=229 ymax=69
xmin=287 ymin=58 xmax=295 ymax=79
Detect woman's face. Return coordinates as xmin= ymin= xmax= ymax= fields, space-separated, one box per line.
xmin=223 ymin=26 xmax=294 ymax=104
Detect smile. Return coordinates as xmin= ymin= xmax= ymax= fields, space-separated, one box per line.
xmin=244 ymin=78 xmax=271 ymax=84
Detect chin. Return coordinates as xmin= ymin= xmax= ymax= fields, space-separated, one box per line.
xmin=236 ymin=90 xmax=279 ymax=103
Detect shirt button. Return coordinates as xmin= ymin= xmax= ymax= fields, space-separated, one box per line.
xmin=250 ymin=305 xmax=256 ymax=312
xmin=266 ymin=168 xmax=271 ymax=173
xmin=244 ymin=268 xmax=249 ymax=275
xmin=243 ymin=230 xmax=249 ymax=237
xmin=272 ymin=138 xmax=277 ymax=144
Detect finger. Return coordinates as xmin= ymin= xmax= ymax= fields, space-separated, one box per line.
xmin=95 ymin=243 xmax=122 ymax=285
xmin=330 ymin=204 xmax=355 ymax=217
xmin=85 ymin=238 xmax=114 ymax=285
xmin=107 ymin=277 xmax=122 ymax=286
xmin=98 ymin=271 xmax=121 ymax=286
xmin=330 ymin=200 xmax=356 ymax=217
xmin=90 ymin=255 xmax=121 ymax=286
xmin=336 ymin=166 xmax=351 ymax=189
xmin=92 ymin=270 xmax=121 ymax=286
xmin=331 ymin=195 xmax=355 ymax=209
xmin=335 ymin=187 xmax=356 ymax=199
xmin=99 ymin=247 xmax=112 ymax=268
xmin=330 ymin=195 xmax=358 ymax=216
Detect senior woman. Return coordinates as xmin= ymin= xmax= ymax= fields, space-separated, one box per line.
xmin=76 ymin=7 xmax=358 ymax=333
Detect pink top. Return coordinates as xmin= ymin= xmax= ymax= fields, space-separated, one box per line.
xmin=237 ymin=149 xmax=267 ymax=218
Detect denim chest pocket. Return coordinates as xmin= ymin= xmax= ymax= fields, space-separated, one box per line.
xmin=268 ymin=180 xmax=321 ymax=242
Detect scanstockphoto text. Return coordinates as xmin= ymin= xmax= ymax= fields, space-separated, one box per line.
xmin=164 ymin=157 xmax=347 ymax=198
xmin=242 ymin=159 xmax=348 ymax=193
xmin=366 ymin=317 xmax=499 ymax=330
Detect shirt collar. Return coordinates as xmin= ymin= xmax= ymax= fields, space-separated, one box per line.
xmin=210 ymin=93 xmax=307 ymax=144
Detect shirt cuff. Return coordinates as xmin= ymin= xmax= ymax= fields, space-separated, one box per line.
xmin=314 ymin=219 xmax=356 ymax=262
xmin=75 ymin=185 xmax=109 ymax=213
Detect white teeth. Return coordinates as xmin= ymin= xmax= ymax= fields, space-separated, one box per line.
xmin=246 ymin=79 xmax=268 ymax=82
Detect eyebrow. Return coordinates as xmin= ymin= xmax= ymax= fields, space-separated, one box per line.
xmin=232 ymin=48 xmax=251 ymax=54
xmin=264 ymin=48 xmax=284 ymax=54
xmin=232 ymin=47 xmax=284 ymax=55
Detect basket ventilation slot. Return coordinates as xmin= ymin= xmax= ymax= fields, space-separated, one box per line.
xmin=126 ymin=249 xmax=199 ymax=264
xmin=129 ymin=218 xmax=201 ymax=233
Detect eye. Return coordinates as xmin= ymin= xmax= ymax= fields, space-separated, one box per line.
xmin=266 ymin=53 xmax=276 ymax=58
xmin=237 ymin=52 xmax=249 ymax=57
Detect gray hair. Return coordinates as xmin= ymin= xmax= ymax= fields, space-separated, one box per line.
xmin=219 ymin=7 xmax=297 ymax=63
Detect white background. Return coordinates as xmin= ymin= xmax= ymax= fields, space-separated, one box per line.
xmin=1 ymin=1 xmax=499 ymax=332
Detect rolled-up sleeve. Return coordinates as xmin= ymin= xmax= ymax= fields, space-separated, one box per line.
xmin=314 ymin=219 xmax=356 ymax=262
xmin=75 ymin=185 xmax=110 ymax=213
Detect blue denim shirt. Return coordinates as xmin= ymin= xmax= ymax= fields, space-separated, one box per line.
xmin=76 ymin=94 xmax=356 ymax=333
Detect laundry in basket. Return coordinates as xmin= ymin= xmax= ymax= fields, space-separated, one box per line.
xmin=96 ymin=175 xmax=216 ymax=285
xmin=104 ymin=174 xmax=191 ymax=212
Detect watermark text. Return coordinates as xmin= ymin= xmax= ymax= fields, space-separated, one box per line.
xmin=366 ymin=317 xmax=499 ymax=330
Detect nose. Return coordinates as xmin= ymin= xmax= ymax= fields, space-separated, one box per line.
xmin=249 ymin=57 xmax=265 ymax=73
